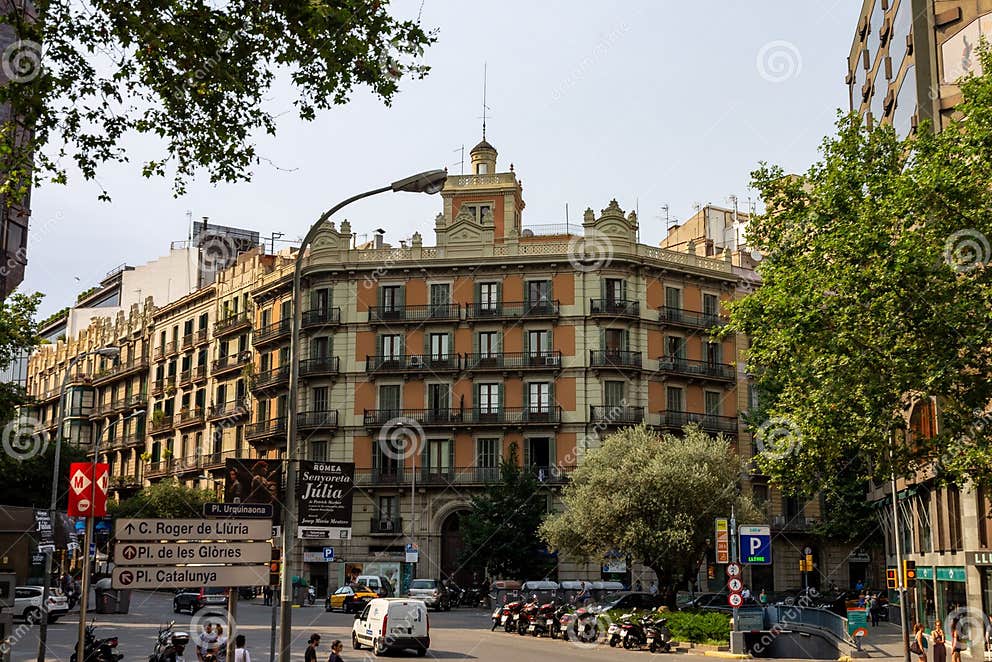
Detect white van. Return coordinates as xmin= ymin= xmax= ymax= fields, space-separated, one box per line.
xmin=355 ymin=575 xmax=393 ymax=597
xmin=352 ymin=597 xmax=430 ymax=657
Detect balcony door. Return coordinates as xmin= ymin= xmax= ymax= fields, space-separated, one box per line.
xmin=424 ymin=439 xmax=453 ymax=480
xmin=666 ymin=386 xmax=684 ymax=416
xmin=604 ymin=381 xmax=625 ymax=408
xmin=430 ymin=283 xmax=450 ymax=316
xmin=604 ymin=278 xmax=625 ymax=303
xmin=429 ymin=332 xmax=450 ymax=362
xmin=379 ymin=384 xmax=400 ymax=419
xmin=479 ymin=282 xmax=499 ymax=313
xmin=476 ymin=438 xmax=499 ymax=482
xmin=524 ymin=437 xmax=554 ymax=481
xmin=377 ymin=496 xmax=398 ymax=530
xmin=477 ymin=331 xmax=499 ymax=366
xmin=527 ymin=382 xmax=552 ymax=420
xmin=427 ymin=383 xmax=450 ymax=423
xmin=477 ymin=383 xmax=500 ymax=420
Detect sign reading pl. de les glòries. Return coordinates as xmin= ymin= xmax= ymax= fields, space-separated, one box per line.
xmin=297 ymin=461 xmax=355 ymax=540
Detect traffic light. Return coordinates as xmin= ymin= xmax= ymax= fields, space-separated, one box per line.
xmin=886 ymin=568 xmax=898 ymax=589
xmin=269 ymin=548 xmax=281 ymax=586
xmin=903 ymin=560 xmax=917 ymax=588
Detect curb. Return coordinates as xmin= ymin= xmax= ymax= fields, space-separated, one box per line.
xmin=703 ymin=652 xmax=751 ymax=659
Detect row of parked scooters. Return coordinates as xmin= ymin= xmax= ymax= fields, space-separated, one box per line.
xmin=72 ymin=621 xmax=191 ymax=662
xmin=489 ymin=595 xmax=673 ymax=653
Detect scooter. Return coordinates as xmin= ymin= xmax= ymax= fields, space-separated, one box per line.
xmin=565 ymin=606 xmax=600 ymax=644
xmin=608 ymin=612 xmax=638 ymax=648
xmin=516 ymin=596 xmax=540 ymax=635
xmin=549 ymin=604 xmax=572 ymax=640
xmin=527 ymin=600 xmax=557 ymax=637
xmin=149 ymin=620 xmax=191 ymax=662
xmin=497 ymin=598 xmax=524 ymax=633
xmin=645 ymin=615 xmax=673 ymax=653
xmin=307 ymin=586 xmax=316 ymax=606
xmin=70 ymin=624 xmax=123 ymax=662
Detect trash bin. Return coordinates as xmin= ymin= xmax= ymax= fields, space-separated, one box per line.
xmin=115 ymin=589 xmax=131 ymax=614
xmin=95 ymin=588 xmax=116 ymax=614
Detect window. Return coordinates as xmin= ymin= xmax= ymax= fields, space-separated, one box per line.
xmin=198 ymin=312 xmax=208 ymax=330
xmin=310 ymin=441 xmax=327 ymax=462
xmin=430 ymin=283 xmax=451 ymax=306
xmin=917 ymin=491 xmax=933 ymax=554
xmin=479 ymin=283 xmax=499 ymax=310
xmin=665 ymin=286 xmax=681 ymax=310
xmin=477 ymin=438 xmax=499 ymax=468
xmin=311 ymin=287 xmax=331 ymax=312
xmin=260 ymin=352 xmax=271 ymax=372
xmin=949 ymin=485 xmax=963 ymax=551
xmin=666 ymin=386 xmax=684 ymax=412
xmin=704 ymin=391 xmax=722 ymax=417
xmin=427 ymin=384 xmax=450 ymax=416
xmin=381 ymin=285 xmax=401 ymax=311
xmin=462 ymin=203 xmax=493 ymax=222
xmin=604 ymin=328 xmax=626 ymax=353
xmin=183 ymin=319 xmax=194 ymax=337
xmin=425 ymin=439 xmax=453 ymax=475
xmin=311 ymin=336 xmax=330 ymax=359
xmin=478 ymin=383 xmax=500 ymax=414
xmin=378 ymin=496 xmax=398 ymax=522
xmin=604 ymin=278 xmax=625 ymax=302
xmin=666 ymin=335 xmax=686 ymax=360
xmin=528 ymin=382 xmax=551 ymax=413
xmin=705 ymin=342 xmax=723 ymax=364
xmin=478 ymin=332 xmax=499 ymax=358
xmin=604 ymin=381 xmax=624 ymax=407
xmin=429 ymin=333 xmax=449 ymax=359
xmin=527 ymin=280 xmax=551 ymax=305
xmin=753 ymin=483 xmax=770 ymax=511
xmin=381 ymin=334 xmax=402 ymax=359
xmin=703 ymin=293 xmax=719 ymax=317
xmin=312 ymin=386 xmax=328 ymax=412
xmin=527 ymin=329 xmax=550 ymax=356
xmin=379 ymin=385 xmax=400 ymax=413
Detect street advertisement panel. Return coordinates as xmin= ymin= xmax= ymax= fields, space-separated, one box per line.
xmin=297 ymin=461 xmax=355 ymax=539
xmin=224 ymin=458 xmax=283 ymax=523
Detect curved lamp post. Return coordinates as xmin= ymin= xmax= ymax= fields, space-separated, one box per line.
xmin=277 ymin=169 xmax=446 ymax=662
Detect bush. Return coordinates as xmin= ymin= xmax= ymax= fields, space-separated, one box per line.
xmin=666 ymin=611 xmax=731 ymax=644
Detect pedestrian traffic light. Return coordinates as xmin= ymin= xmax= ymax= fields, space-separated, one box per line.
xmin=903 ymin=560 xmax=916 ymax=588
xmin=886 ymin=568 xmax=898 ymax=589
xmin=269 ymin=548 xmax=281 ymax=586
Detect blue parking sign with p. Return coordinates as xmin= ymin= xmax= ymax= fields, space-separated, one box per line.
xmin=739 ymin=525 xmax=772 ymax=565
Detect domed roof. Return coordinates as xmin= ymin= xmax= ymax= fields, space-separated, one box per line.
xmin=471 ymin=139 xmax=497 ymax=153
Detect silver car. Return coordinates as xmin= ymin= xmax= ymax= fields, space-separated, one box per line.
xmin=406 ymin=579 xmax=449 ymax=611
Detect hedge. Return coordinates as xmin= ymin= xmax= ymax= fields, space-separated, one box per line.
xmin=605 ymin=609 xmax=730 ymax=645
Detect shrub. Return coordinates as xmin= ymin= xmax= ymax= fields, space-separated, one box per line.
xmin=666 ymin=611 xmax=731 ymax=644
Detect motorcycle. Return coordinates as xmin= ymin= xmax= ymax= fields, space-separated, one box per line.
xmin=565 ymin=606 xmax=600 ymax=644
xmin=306 ymin=586 xmax=316 ymax=606
xmin=608 ymin=612 xmax=638 ymax=648
xmin=496 ymin=598 xmax=524 ymax=633
xmin=645 ymin=615 xmax=673 ymax=653
xmin=527 ymin=600 xmax=557 ymax=637
xmin=516 ymin=596 xmax=540 ymax=635
xmin=619 ymin=614 xmax=651 ymax=650
xmin=149 ymin=620 xmax=191 ymax=662
xmin=549 ymin=604 xmax=572 ymax=640
xmin=70 ymin=624 xmax=123 ymax=662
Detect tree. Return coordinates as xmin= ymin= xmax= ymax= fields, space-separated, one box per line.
xmin=540 ymin=425 xmax=758 ymax=602
xmin=109 ymin=478 xmax=215 ymax=518
xmin=0 ymin=1 xmax=436 ymax=201
xmin=0 ymin=440 xmax=87 ymax=508
xmin=730 ymin=49 xmax=992 ymax=490
xmin=459 ymin=444 xmax=557 ymax=581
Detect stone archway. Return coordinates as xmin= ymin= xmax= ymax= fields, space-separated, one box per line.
xmin=440 ymin=510 xmax=472 ymax=586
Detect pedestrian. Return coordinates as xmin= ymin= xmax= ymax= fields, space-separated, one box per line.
xmin=855 ymin=579 xmax=865 ymax=592
xmin=233 ymin=635 xmax=250 ymax=662
xmin=911 ymin=623 xmax=928 ymax=662
xmin=648 ymin=581 xmax=658 ymax=596
xmin=305 ymin=634 xmax=320 ymax=662
xmin=742 ymin=586 xmax=752 ymax=601
xmin=327 ymin=640 xmax=344 ymax=662
xmin=933 ymin=619 xmax=946 ymax=662
xmin=196 ymin=623 xmax=217 ymax=662
xmin=759 ymin=589 xmax=768 ymax=605
xmin=867 ymin=594 xmax=878 ymax=627
xmin=263 ymin=586 xmax=272 ymax=606
xmin=635 ymin=580 xmax=643 ymax=592
xmin=214 ymin=624 xmax=227 ymax=662
xmin=950 ymin=617 xmax=963 ymax=662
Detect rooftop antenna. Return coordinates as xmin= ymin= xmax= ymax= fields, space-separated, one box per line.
xmin=481 ymin=62 xmax=489 ymax=140
xmin=453 ymin=145 xmax=464 ymax=175
xmin=657 ymin=204 xmax=679 ymax=230
xmin=727 ymin=195 xmax=739 ymax=221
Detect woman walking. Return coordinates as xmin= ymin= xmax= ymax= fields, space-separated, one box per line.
xmin=932 ymin=620 xmax=946 ymax=662
xmin=911 ymin=623 xmax=928 ymax=662
xmin=951 ymin=618 xmax=964 ymax=662
xmin=327 ymin=640 xmax=344 ymax=662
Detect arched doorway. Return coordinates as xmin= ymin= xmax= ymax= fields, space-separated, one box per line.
xmin=440 ymin=511 xmax=471 ymax=585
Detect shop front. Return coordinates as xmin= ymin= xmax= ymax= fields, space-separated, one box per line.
xmin=915 ymin=566 xmax=968 ymax=629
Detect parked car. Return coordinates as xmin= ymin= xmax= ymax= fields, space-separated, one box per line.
xmin=238 ymin=586 xmax=258 ymax=600
xmin=326 ymin=584 xmax=377 ymax=613
xmin=407 ymin=579 xmax=450 ymax=611
xmin=683 ymin=591 xmax=758 ymax=613
xmin=173 ymin=587 xmax=228 ymax=614
xmin=355 ymin=575 xmax=393 ymax=598
xmin=586 ymin=591 xmax=663 ymax=614
xmin=15 ymin=586 xmax=68 ymax=623
xmin=352 ymin=598 xmax=429 ymax=656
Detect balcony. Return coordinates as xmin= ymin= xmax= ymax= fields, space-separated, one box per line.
xmin=214 ymin=311 xmax=252 ymax=336
xmin=771 ymin=515 xmax=820 ymax=532
xmin=192 ymin=364 xmax=208 ymax=382
xmin=354 ymin=465 xmax=573 ymax=487
xmin=194 ymin=328 xmax=209 ymax=346
xmin=177 ymin=369 xmax=194 ymax=387
xmin=92 ymin=358 xmax=149 ymax=385
xmin=251 ymin=365 xmax=290 ymax=392
xmin=302 ymin=307 xmax=342 ymax=329
xmin=589 ymin=350 xmax=643 ymax=370
xmin=300 ymin=356 xmax=340 ymax=379
xmin=173 ymin=455 xmax=202 ymax=474
xmin=297 ymin=409 xmax=339 ymax=431
xmin=151 ymin=375 xmax=176 ymax=396
xmin=165 ymin=340 xmax=179 ymax=357
xmin=149 ymin=415 xmax=174 ymax=435
xmin=658 ymin=306 xmax=727 ymax=330
xmin=176 ymin=407 xmax=206 ymax=429
xmin=365 ymin=354 xmax=461 ymax=375
xmin=657 ymin=410 xmax=739 ymax=437
xmin=464 ymin=351 xmax=561 ymax=372
xmin=208 ymin=399 xmax=250 ymax=421
xmin=200 ymin=449 xmax=240 ymax=470
xmin=212 ymin=352 xmax=251 ymax=377
xmin=363 ymin=406 xmax=562 ymax=429
xmin=146 ymin=459 xmax=173 ymax=478
xmin=590 ymin=405 xmax=644 ymax=427
xmin=122 ymin=430 xmax=145 ymax=447
xmin=123 ymin=392 xmax=148 ymax=411
xmin=368 ymin=303 xmax=460 ymax=325
xmin=465 ymin=300 xmax=560 ymax=321
xmin=370 ymin=517 xmax=403 ymax=535
xmin=355 ymin=469 xmax=407 ymax=485
xmin=253 ymin=319 xmax=292 ymax=346
xmin=181 ymin=333 xmax=195 ymax=350
xmin=109 ymin=474 xmax=141 ymax=493
xmin=246 ymin=417 xmax=287 ymax=443
xmin=154 ymin=346 xmax=166 ymax=361
xmin=590 ymin=299 xmax=640 ymax=318
xmin=656 ymin=357 xmax=736 ymax=382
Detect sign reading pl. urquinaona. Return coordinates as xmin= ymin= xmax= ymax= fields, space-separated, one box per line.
xmin=114 ymin=518 xmax=272 ymax=541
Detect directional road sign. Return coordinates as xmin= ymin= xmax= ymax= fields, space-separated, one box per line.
xmin=114 ymin=541 xmax=273 ymax=566
xmin=114 ymin=518 xmax=272 ymax=541
xmin=739 ymin=525 xmax=772 ymax=565
xmin=203 ymin=503 xmax=274 ymax=519
xmin=111 ymin=564 xmax=269 ymax=589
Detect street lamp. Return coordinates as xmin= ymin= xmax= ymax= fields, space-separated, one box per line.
xmin=277 ymin=169 xmax=446 ymax=662
xmin=38 ymin=345 xmax=120 ymax=662
xmin=76 ymin=407 xmax=145 ymax=662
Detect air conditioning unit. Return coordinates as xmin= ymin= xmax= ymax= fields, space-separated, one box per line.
xmin=378 ymin=519 xmax=394 ymax=532
xmin=408 ymin=356 xmax=424 ymax=368
xmin=543 ymin=355 xmax=559 ymax=367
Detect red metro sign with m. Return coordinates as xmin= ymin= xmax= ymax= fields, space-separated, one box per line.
xmin=67 ymin=462 xmax=109 ymax=518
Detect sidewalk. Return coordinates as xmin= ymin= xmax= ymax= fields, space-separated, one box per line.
xmin=857 ymin=623 xmax=906 ymax=658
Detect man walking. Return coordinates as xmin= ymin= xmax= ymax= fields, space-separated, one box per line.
xmin=304 ymin=634 xmax=320 ymax=662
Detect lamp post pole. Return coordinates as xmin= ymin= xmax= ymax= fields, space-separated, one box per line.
xmin=38 ymin=346 xmax=120 ymax=662
xmin=76 ymin=409 xmax=144 ymax=662
xmin=277 ymin=171 xmax=446 ymax=662
xmin=890 ymin=438 xmax=911 ymax=662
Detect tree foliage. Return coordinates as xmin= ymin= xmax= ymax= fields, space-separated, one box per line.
xmin=540 ymin=426 xmax=758 ymax=597
xmin=459 ymin=444 xmax=557 ymax=581
xmin=109 ymin=479 xmax=215 ymax=518
xmin=730 ymin=48 xmax=992 ymax=489
xmin=0 ymin=1 xmax=436 ymax=200
xmin=0 ymin=440 xmax=87 ymax=508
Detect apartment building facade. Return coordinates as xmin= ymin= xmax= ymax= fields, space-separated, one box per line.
xmin=26 ymin=140 xmax=863 ymax=593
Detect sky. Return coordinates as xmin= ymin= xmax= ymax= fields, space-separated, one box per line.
xmin=23 ymin=1 xmax=860 ymax=319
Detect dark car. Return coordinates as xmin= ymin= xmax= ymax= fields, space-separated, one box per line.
xmin=684 ymin=592 xmax=758 ymax=613
xmin=173 ymin=587 xmax=228 ymax=614
xmin=587 ymin=591 xmax=663 ymax=614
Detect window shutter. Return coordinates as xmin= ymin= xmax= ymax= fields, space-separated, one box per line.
xmin=424 ymin=331 xmax=431 ymax=356
xmin=376 ymin=334 xmax=383 ymax=358
xmin=550 ymin=381 xmax=556 ymax=412
xmin=472 ymin=332 xmax=479 ymax=361
xmin=473 ymin=383 xmax=480 ymax=415
xmin=495 ymin=281 xmax=502 ymax=305
xmin=523 ymin=330 xmax=529 ymax=357
xmin=447 ymin=332 xmax=454 ymax=359
xmin=524 ymin=282 xmax=530 ymax=305
xmin=377 ymin=286 xmax=385 ymax=309
xmin=420 ymin=440 xmax=429 ymax=473
xmin=497 ymin=330 xmax=503 ymax=353
xmin=599 ymin=328 xmax=606 ymax=351
xmin=621 ymin=280 xmax=628 ymax=301
xmin=523 ymin=439 xmax=531 ymax=468
xmin=523 ymin=382 xmax=530 ymax=413
xmin=498 ymin=383 xmax=504 ymax=414
xmin=624 ymin=330 xmax=630 ymax=352
xmin=474 ymin=282 xmax=482 ymax=305
xmin=400 ymin=334 xmax=406 ymax=357
xmin=600 ymin=278 xmax=606 ymax=301
xmin=549 ymin=437 xmax=557 ymax=470
xmin=397 ymin=285 xmax=406 ymax=309
xmin=713 ymin=342 xmax=722 ymax=363
xmin=448 ymin=441 xmax=455 ymax=474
